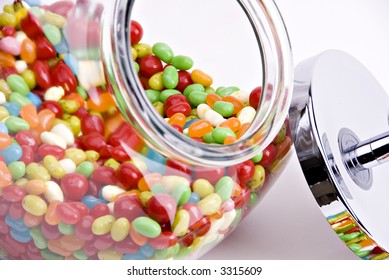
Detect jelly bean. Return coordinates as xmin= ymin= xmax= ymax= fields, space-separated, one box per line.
xmin=101 ymin=185 xmax=125 ymax=202
xmin=42 ymin=24 xmax=61 ymax=46
xmin=41 ymin=10 xmax=66 ymax=28
xmin=237 ymin=106 xmax=256 ymax=125
xmin=0 ymin=122 xmax=8 ymax=133
xmin=81 ymin=114 xmax=105 ymax=136
xmin=188 ymin=90 xmax=207 ymax=107
xmin=215 ymin=176 xmax=234 ymax=203
xmin=197 ymin=193 xmax=222 ymax=216
xmin=152 ymin=42 xmax=174 ymax=63
xmin=0 ymin=144 xmax=22 ymax=164
xmin=10 ymin=227 xmax=32 ymax=243
xmin=51 ymin=123 xmax=74 ymax=146
xmin=132 ymin=216 xmax=161 ymax=239
xmin=32 ymin=60 xmax=51 ymax=90
xmin=149 ymin=231 xmax=177 ymax=250
xmin=7 ymin=74 xmax=30 ymax=96
xmin=2 ymin=25 xmax=16 ymax=37
xmin=43 ymin=181 xmax=64 ymax=203
xmin=0 ymin=161 xmax=12 ymax=187
xmin=0 ymin=13 xmax=17 ymax=27
xmin=80 ymin=131 xmax=106 ymax=151
xmin=212 ymin=101 xmax=234 ymax=117
xmin=110 ymin=217 xmax=130 ymax=242
xmin=91 ymin=214 xmax=115 ymax=236
xmin=25 ymin=162 xmax=51 ymax=182
xmin=162 ymin=65 xmax=179 ymax=89
xmin=205 ymin=93 xmax=222 ymax=107
xmin=259 ymin=143 xmax=277 ymax=168
xmin=190 ymin=69 xmax=213 ymax=87
xmin=167 ymin=112 xmax=186 ymax=128
xmin=22 ymin=195 xmax=47 ymax=216
xmin=216 ymin=86 xmax=240 ymax=98
xmin=23 ymin=180 xmax=44 ymax=196
xmin=203 ymin=108 xmax=225 ymax=127
xmin=9 ymin=92 xmax=31 ymax=107
xmin=166 ymin=102 xmax=191 ymax=118
xmin=133 ymin=43 xmax=152 ymax=59
xmin=145 ymin=89 xmax=160 ymax=103
xmin=41 ymin=248 xmax=64 ymax=260
xmin=75 ymin=161 xmax=94 ymax=178
xmin=192 ymin=179 xmax=214 ymax=199
xmin=0 ymin=132 xmax=12 ymax=149
xmin=148 ymin=72 xmax=164 ymax=91
xmin=248 ymin=86 xmax=262 ymax=109
xmin=8 ymin=161 xmax=26 ymax=180
xmin=171 ymin=55 xmax=193 ymax=71
xmin=44 ymin=200 xmax=61 ymax=225
xmin=146 ymin=193 xmax=177 ymax=225
xmin=23 ymin=212 xmax=43 ymax=228
xmin=2 ymin=184 xmax=25 ymax=202
xmin=15 ymin=60 xmax=28 ymax=74
xmin=172 ymin=184 xmax=191 ymax=206
xmin=188 ymin=119 xmax=213 ymax=138
xmin=40 ymin=100 xmax=63 ymax=118
xmin=154 ymin=243 xmax=180 ymax=260
xmin=0 ymin=36 xmax=20 ymax=56
xmin=37 ymin=144 xmax=65 ymax=160
xmin=55 ymin=202 xmax=81 ymax=225
xmin=51 ymin=61 xmax=77 ymax=94
xmin=175 ymin=70 xmax=193 ymax=92
xmin=21 ymin=70 xmax=37 ymax=90
xmin=211 ymin=127 xmax=235 ymax=144
xmin=139 ymin=55 xmax=163 ymax=78
xmin=40 ymin=131 xmax=66 ymax=149
xmin=61 ymin=173 xmax=89 ymax=201
xmin=19 ymin=12 xmax=42 ymax=38
xmin=172 ymin=209 xmax=190 ymax=237
xmin=0 ymin=51 xmax=16 ymax=67
xmin=34 ymin=35 xmax=56 ymax=60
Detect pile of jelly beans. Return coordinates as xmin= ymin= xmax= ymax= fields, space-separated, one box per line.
xmin=0 ymin=0 xmax=291 ymax=260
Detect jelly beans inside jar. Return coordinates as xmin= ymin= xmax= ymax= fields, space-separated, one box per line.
xmin=0 ymin=0 xmax=293 ymax=259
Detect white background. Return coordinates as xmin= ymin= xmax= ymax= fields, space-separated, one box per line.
xmin=203 ymin=0 xmax=389 ymax=260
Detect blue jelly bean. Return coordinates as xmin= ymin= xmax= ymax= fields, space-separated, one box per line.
xmin=97 ymin=189 xmax=108 ymax=203
xmin=188 ymin=192 xmax=200 ymax=203
xmin=27 ymin=93 xmax=42 ymax=108
xmin=0 ymin=144 xmax=22 ymax=164
xmin=54 ymin=35 xmax=69 ymax=54
xmin=123 ymin=251 xmax=147 ymax=260
xmin=5 ymin=215 xmax=27 ymax=231
xmin=10 ymin=227 xmax=32 ymax=243
xmin=0 ymin=122 xmax=8 ymax=134
xmin=145 ymin=148 xmax=166 ymax=174
xmin=64 ymin=53 xmax=79 ymax=75
xmin=24 ymin=0 xmax=41 ymax=6
xmin=140 ymin=243 xmax=155 ymax=258
xmin=81 ymin=195 xmax=107 ymax=209
xmin=183 ymin=118 xmax=199 ymax=130
xmin=3 ymin=102 xmax=20 ymax=116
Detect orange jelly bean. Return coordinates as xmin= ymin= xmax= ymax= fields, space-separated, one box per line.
xmin=168 ymin=112 xmax=186 ymax=128
xmin=0 ymin=132 xmax=12 ymax=149
xmin=20 ymin=38 xmax=37 ymax=64
xmin=24 ymin=179 xmax=46 ymax=195
xmin=38 ymin=108 xmax=56 ymax=131
xmin=129 ymin=224 xmax=148 ymax=246
xmin=0 ymin=161 xmax=12 ymax=188
xmin=205 ymin=93 xmax=222 ymax=107
xmin=60 ymin=235 xmax=85 ymax=252
xmin=0 ymin=51 xmax=16 ymax=67
xmin=23 ymin=212 xmax=43 ymax=228
xmin=47 ymin=238 xmax=73 ymax=257
xmin=138 ymin=173 xmax=163 ymax=192
xmin=87 ymin=91 xmax=116 ymax=112
xmin=20 ymin=104 xmax=39 ymax=128
xmin=188 ymin=119 xmax=213 ymax=138
xmin=222 ymin=95 xmax=244 ymax=114
xmin=236 ymin=122 xmax=250 ymax=139
xmin=190 ymin=69 xmax=213 ymax=87
xmin=223 ymin=135 xmax=236 ymax=145
xmin=219 ymin=117 xmax=241 ymax=133
xmin=45 ymin=200 xmax=61 ymax=225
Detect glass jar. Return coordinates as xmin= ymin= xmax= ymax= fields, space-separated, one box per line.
xmin=0 ymin=0 xmax=293 ymax=260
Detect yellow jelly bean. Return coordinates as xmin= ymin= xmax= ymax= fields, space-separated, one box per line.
xmin=85 ymin=150 xmax=100 ymax=162
xmin=246 ymin=165 xmax=266 ymax=192
xmin=26 ymin=163 xmax=51 ymax=181
xmin=139 ymin=191 xmax=153 ymax=206
xmin=41 ymin=11 xmax=66 ymax=29
xmin=110 ymin=217 xmax=130 ymax=242
xmin=190 ymin=69 xmax=213 ymax=87
xmin=59 ymin=99 xmax=79 ymax=114
xmin=0 ymin=12 xmax=17 ymax=27
xmin=21 ymin=69 xmax=36 ymax=90
xmin=131 ymin=47 xmax=137 ymax=61
xmin=64 ymin=148 xmax=86 ymax=166
xmin=161 ymin=176 xmax=190 ymax=192
xmin=92 ymin=215 xmax=116 ymax=235
xmin=22 ymin=194 xmax=48 ymax=216
xmin=43 ymin=155 xmax=66 ymax=179
xmin=172 ymin=209 xmax=190 ymax=237
xmin=98 ymin=248 xmax=123 ymax=260
xmin=197 ymin=193 xmax=222 ymax=216
xmin=104 ymin=158 xmax=120 ymax=170
xmin=133 ymin=43 xmax=152 ymax=58
xmin=149 ymin=72 xmax=164 ymax=91
xmin=192 ymin=179 xmax=214 ymax=198
xmin=15 ymin=177 xmax=28 ymax=186
xmin=0 ymin=106 xmax=9 ymax=120
xmin=66 ymin=115 xmax=81 ymax=137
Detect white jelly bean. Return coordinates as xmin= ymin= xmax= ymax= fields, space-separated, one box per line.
xmin=196 ymin=103 xmax=211 ymax=119
xmin=58 ymin=158 xmax=77 ymax=174
xmin=44 ymin=86 xmax=65 ymax=101
xmin=208 ymin=215 xmax=226 ymax=235
xmin=204 ymin=109 xmax=225 ymax=127
xmin=219 ymin=209 xmax=237 ymax=231
xmin=101 ymin=185 xmax=125 ymax=202
xmin=0 ymin=92 xmax=6 ymax=104
xmin=78 ymin=61 xmax=105 ymax=90
xmin=15 ymin=31 xmax=27 ymax=45
xmin=107 ymin=202 xmax=115 ymax=214
xmin=15 ymin=60 xmax=28 ymax=74
xmin=50 ymin=123 xmax=75 ymax=145
xmin=237 ymin=106 xmax=256 ymax=124
xmin=230 ymin=89 xmax=250 ymax=103
xmin=44 ymin=181 xmax=64 ymax=202
xmin=40 ymin=131 xmax=67 ymax=149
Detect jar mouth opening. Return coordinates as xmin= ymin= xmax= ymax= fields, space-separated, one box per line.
xmin=108 ymin=0 xmax=293 ymax=166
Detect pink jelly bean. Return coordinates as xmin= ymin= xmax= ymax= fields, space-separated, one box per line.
xmin=0 ymin=219 xmax=9 ymax=234
xmin=0 ymin=36 xmax=21 ymax=56
xmin=45 ymin=1 xmax=75 ymax=17
xmin=114 ymin=236 xmax=139 ymax=254
xmin=41 ymin=219 xmax=62 ymax=240
xmin=93 ymin=233 xmax=114 ymax=250
xmin=8 ymin=202 xmax=25 ymax=220
xmin=75 ymin=215 xmax=94 ymax=241
xmin=55 ymin=202 xmax=81 ymax=225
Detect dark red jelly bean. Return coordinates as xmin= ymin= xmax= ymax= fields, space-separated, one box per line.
xmin=34 ymin=36 xmax=56 ymax=60
xmin=20 ymin=145 xmax=34 ymax=165
xmin=113 ymin=196 xmax=144 ymax=222
xmin=38 ymin=144 xmax=65 ymax=160
xmin=81 ymin=114 xmax=105 ymax=135
xmin=110 ymin=145 xmax=131 ymax=162
xmin=90 ymin=203 xmax=110 ymax=219
xmin=56 ymin=202 xmax=81 ymax=224
xmin=2 ymin=26 xmax=16 ymax=37
xmin=259 ymin=143 xmax=277 ymax=168
xmin=2 ymin=185 xmax=26 ymax=202
xmin=149 ymin=231 xmax=177 ymax=250
xmin=51 ymin=61 xmax=77 ymax=94
xmin=91 ymin=166 xmax=116 ymax=185
xmin=138 ymin=55 xmax=163 ymax=78
xmin=79 ymin=131 xmax=107 ymax=151
xmin=40 ymin=100 xmax=63 ymax=118
xmin=175 ymin=70 xmax=193 ymax=92
xmin=20 ymin=12 xmax=43 ymax=39
xmin=146 ymin=193 xmax=177 ymax=224
xmin=114 ymin=162 xmax=143 ymax=190
xmin=60 ymin=173 xmax=89 ymax=201
xmin=236 ymin=160 xmax=255 ymax=185
xmin=178 ymin=232 xmax=194 ymax=247
xmin=166 ymin=102 xmax=192 ymax=118
xmin=15 ymin=130 xmax=38 ymax=151
xmin=130 ymin=20 xmax=143 ymax=45
xmin=32 ymin=60 xmax=51 ymax=90
xmin=249 ymin=86 xmax=262 ymax=109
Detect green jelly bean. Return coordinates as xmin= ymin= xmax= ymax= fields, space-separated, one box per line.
xmin=215 ymin=176 xmax=234 ymax=203
xmin=41 ymin=248 xmax=64 ymax=260
xmin=176 ymin=246 xmax=194 ymax=259
xmin=213 ymin=101 xmax=234 ymax=117
xmin=10 ymin=92 xmax=32 ymax=106
xmin=133 ymin=61 xmax=140 ymax=73
xmin=340 ymin=232 xmax=361 ymax=242
xmin=160 ymin=89 xmax=181 ymax=103
xmin=149 ymin=72 xmax=164 ymax=91
xmin=26 ymin=163 xmax=51 ymax=181
xmin=162 ymin=65 xmax=179 ymax=89
xmin=348 ymin=243 xmax=362 ymax=253
xmin=188 ymin=90 xmax=207 ymax=107
xmin=30 ymin=227 xmax=48 ymax=250
xmin=249 ymin=192 xmax=258 ymax=206
xmin=77 ymin=86 xmax=88 ymax=100
xmin=216 ymin=86 xmax=240 ymax=98
xmin=152 ymin=42 xmax=174 ymax=63
xmin=230 ymin=208 xmax=243 ymax=228
xmin=58 ymin=222 xmax=75 ymax=236
xmin=183 ymin=83 xmax=204 ymax=98
xmin=21 ymin=69 xmax=36 ymax=90
xmin=132 ymin=216 xmax=161 ymax=238
xmin=145 ymin=89 xmax=161 ymax=103
xmin=8 ymin=161 xmax=26 ymax=180
xmin=42 ymin=24 xmax=62 ymax=46
xmin=171 ymin=55 xmax=193 ymax=70
xmin=153 ymin=101 xmax=164 ymax=117
xmin=6 ymin=74 xmax=30 ymax=96
xmin=3 ymin=5 xmax=14 ymax=14
xmin=202 ymin=132 xmax=216 ymax=144
xmin=274 ymin=123 xmax=287 ymax=144
xmin=212 ymin=127 xmax=235 ymax=144
xmin=5 ymin=116 xmax=30 ymax=133
xmin=0 ymin=12 xmax=17 ymax=27
xmin=172 ymin=184 xmax=191 ymax=206
xmin=73 ymin=249 xmax=89 ymax=260
xmin=251 ymin=150 xmax=263 ymax=163
xmin=356 ymin=250 xmax=371 ymax=258
xmin=151 ymin=183 xmax=169 ymax=194
xmin=155 ymin=243 xmax=180 ymax=260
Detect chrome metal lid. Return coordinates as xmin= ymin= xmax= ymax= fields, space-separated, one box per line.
xmin=290 ymin=50 xmax=389 ymax=259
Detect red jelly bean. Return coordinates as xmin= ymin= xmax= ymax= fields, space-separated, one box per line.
xmin=60 ymin=173 xmax=89 ymax=201
xmin=233 ymin=185 xmax=251 ymax=209
xmin=0 ymin=197 xmax=10 ymax=216
xmin=2 ymin=185 xmax=26 ymax=202
xmin=80 ymin=132 xmax=107 ymax=152
xmin=1 ymin=67 xmax=17 ymax=78
xmin=171 ymin=124 xmax=183 ymax=133
xmin=91 ymin=166 xmax=116 ymax=185
xmin=166 ymin=102 xmax=192 ymax=118
xmin=146 ymin=193 xmax=177 ymax=224
xmin=33 ymin=60 xmax=51 ymax=90
xmin=113 ymin=196 xmax=144 ymax=222
xmin=38 ymin=144 xmax=65 ymax=160
xmin=130 ymin=20 xmax=143 ymax=45
xmin=164 ymin=94 xmax=189 ymax=111
xmin=75 ymin=215 xmax=94 ymax=241
xmin=259 ymin=143 xmax=277 ymax=168
xmin=178 ymin=232 xmax=194 ymax=247
xmin=20 ymin=145 xmax=34 ymax=165
xmin=8 ymin=202 xmax=25 ymax=220
xmin=138 ymin=55 xmax=163 ymax=78
xmin=2 ymin=26 xmax=16 ymax=37
xmin=235 ymin=160 xmax=255 ymax=185
xmin=68 ymin=201 xmax=89 ymax=217
xmin=189 ymin=216 xmax=211 ymax=237
xmin=34 ymin=36 xmax=56 ymax=60
xmin=110 ymin=145 xmax=131 ymax=162
xmin=20 ymin=12 xmax=43 ymax=39
xmin=81 ymin=114 xmax=105 ymax=135
xmin=249 ymin=86 xmax=262 ymax=109
xmin=0 ymin=219 xmax=9 ymax=234
xmin=15 ymin=130 xmax=38 ymax=151
xmin=51 ymin=61 xmax=77 ymax=94
xmin=40 ymin=101 xmax=63 ymax=118
xmin=87 ymin=180 xmax=100 ymax=197
xmin=56 ymin=202 xmax=81 ymax=224
xmin=90 ymin=203 xmax=110 ymax=218
xmin=114 ymin=163 xmax=143 ymax=190
xmin=193 ymin=166 xmax=225 ymax=185
xmin=176 ymin=70 xmax=193 ymax=92
xmin=149 ymin=231 xmax=177 ymax=250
